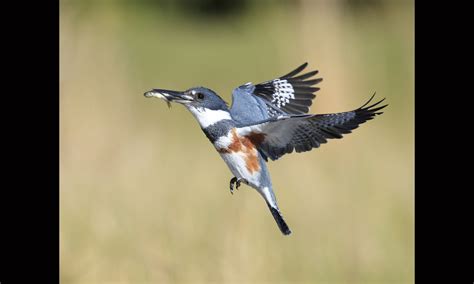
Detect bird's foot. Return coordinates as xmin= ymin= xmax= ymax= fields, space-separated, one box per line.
xmin=229 ymin=177 xmax=245 ymax=195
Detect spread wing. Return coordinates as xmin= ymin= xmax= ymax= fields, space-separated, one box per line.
xmin=230 ymin=63 xmax=322 ymax=125
xmin=253 ymin=62 xmax=323 ymax=115
xmin=236 ymin=95 xmax=387 ymax=161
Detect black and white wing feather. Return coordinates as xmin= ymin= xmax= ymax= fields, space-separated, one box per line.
xmin=236 ymin=95 xmax=387 ymax=161
xmin=254 ymin=62 xmax=322 ymax=116
xmin=230 ymin=62 xmax=322 ymax=125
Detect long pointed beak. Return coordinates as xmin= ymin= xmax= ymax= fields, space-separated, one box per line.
xmin=144 ymin=89 xmax=193 ymax=104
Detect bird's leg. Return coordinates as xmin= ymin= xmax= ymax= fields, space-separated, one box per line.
xmin=230 ymin=177 xmax=237 ymax=195
xmin=229 ymin=177 xmax=247 ymax=195
xmin=235 ymin=178 xmax=242 ymax=190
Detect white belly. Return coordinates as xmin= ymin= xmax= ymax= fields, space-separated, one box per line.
xmin=219 ymin=151 xmax=261 ymax=188
xmin=213 ymin=127 xmax=263 ymax=188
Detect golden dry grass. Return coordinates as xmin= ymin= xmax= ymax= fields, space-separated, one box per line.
xmin=60 ymin=1 xmax=413 ymax=283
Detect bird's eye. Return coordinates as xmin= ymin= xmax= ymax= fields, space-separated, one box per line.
xmin=197 ymin=93 xmax=204 ymax=100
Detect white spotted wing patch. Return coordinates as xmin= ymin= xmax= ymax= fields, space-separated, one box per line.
xmin=271 ymin=79 xmax=295 ymax=108
xmin=252 ymin=62 xmax=323 ymax=116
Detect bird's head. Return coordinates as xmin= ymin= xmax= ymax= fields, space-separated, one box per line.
xmin=144 ymin=86 xmax=231 ymax=128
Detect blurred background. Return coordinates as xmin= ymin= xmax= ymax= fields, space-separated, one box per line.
xmin=60 ymin=0 xmax=413 ymax=283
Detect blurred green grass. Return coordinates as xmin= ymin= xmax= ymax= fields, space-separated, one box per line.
xmin=60 ymin=0 xmax=413 ymax=283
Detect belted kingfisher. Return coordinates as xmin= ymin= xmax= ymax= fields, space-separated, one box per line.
xmin=144 ymin=63 xmax=387 ymax=235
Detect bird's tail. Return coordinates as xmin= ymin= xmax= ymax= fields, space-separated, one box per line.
xmin=266 ymin=202 xmax=292 ymax=235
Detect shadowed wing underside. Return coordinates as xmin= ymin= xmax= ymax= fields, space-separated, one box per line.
xmin=236 ymin=95 xmax=388 ymax=161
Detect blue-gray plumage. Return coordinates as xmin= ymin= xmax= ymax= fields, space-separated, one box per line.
xmin=144 ymin=63 xmax=387 ymax=235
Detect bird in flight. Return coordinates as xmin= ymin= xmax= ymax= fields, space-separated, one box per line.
xmin=144 ymin=63 xmax=387 ymax=235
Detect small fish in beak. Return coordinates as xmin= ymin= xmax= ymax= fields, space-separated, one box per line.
xmin=144 ymin=89 xmax=193 ymax=108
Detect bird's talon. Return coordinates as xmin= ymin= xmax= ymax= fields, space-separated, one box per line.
xmin=230 ymin=177 xmax=237 ymax=195
xmin=230 ymin=177 xmax=246 ymax=194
